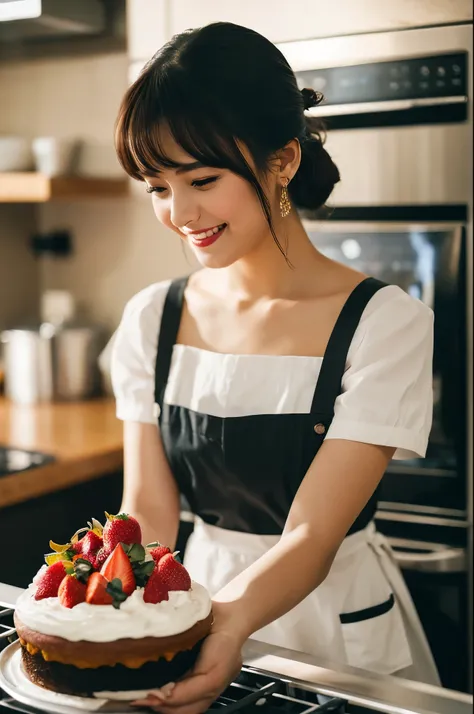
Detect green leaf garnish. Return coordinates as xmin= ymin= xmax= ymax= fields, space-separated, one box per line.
xmin=106 ymin=578 xmax=129 ymax=610
xmin=74 ymin=558 xmax=94 ymax=584
xmin=122 ymin=542 xmax=145 ymax=563
xmin=132 ymin=560 xmax=155 ymax=587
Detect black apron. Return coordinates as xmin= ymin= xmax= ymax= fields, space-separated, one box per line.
xmin=154 ymin=276 xmax=386 ymax=536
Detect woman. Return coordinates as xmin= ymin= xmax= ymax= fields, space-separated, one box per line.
xmin=111 ymin=21 xmax=439 ymax=712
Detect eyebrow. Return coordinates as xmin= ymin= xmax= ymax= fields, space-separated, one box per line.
xmin=155 ymin=161 xmax=206 ymax=175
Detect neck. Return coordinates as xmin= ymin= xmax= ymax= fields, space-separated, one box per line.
xmin=224 ymin=213 xmax=323 ymax=300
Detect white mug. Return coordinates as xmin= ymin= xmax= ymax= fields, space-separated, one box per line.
xmin=31 ymin=137 xmax=81 ymax=177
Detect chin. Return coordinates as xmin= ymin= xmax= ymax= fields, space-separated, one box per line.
xmin=192 ymin=250 xmax=241 ymax=270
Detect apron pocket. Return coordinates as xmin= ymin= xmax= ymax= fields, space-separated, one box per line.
xmin=340 ymin=593 xmax=412 ymax=674
xmin=340 ymin=593 xmax=395 ymax=624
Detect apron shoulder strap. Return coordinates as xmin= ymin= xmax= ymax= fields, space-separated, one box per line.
xmin=310 ymin=277 xmax=387 ymax=415
xmin=154 ymin=276 xmax=189 ymax=407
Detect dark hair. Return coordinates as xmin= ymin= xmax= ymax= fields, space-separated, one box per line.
xmin=115 ymin=22 xmax=340 ymax=255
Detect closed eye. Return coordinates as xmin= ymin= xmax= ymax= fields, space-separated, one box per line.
xmin=145 ymin=176 xmax=219 ymax=195
xmin=192 ymin=176 xmax=219 ymax=188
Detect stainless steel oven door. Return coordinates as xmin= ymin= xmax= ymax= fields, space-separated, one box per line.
xmin=379 ymin=523 xmax=470 ymax=693
xmin=303 ymin=219 xmax=467 ymax=517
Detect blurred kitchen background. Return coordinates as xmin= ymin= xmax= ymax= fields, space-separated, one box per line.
xmin=0 ymin=0 xmax=472 ymax=697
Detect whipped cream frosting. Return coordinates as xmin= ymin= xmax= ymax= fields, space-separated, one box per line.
xmin=15 ymin=571 xmax=212 ymax=642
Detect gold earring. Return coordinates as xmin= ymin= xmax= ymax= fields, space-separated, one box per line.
xmin=280 ymin=178 xmax=291 ymax=218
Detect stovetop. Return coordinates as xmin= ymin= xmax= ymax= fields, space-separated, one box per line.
xmin=1 ymin=602 xmax=472 ymax=714
xmin=0 ymin=447 xmax=55 ymax=478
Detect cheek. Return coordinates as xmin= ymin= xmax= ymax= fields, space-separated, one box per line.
xmin=222 ymin=179 xmax=267 ymax=230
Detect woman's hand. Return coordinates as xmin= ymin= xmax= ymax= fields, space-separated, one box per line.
xmin=131 ymin=610 xmax=245 ymax=714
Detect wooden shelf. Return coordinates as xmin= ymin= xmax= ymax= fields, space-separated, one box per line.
xmin=0 ymin=173 xmax=128 ymax=203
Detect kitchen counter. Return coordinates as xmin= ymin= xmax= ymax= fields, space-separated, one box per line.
xmin=0 ymin=397 xmax=123 ymax=509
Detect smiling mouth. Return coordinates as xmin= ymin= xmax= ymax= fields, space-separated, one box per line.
xmin=187 ymin=223 xmax=227 ymax=248
xmin=187 ymin=223 xmax=226 ymax=240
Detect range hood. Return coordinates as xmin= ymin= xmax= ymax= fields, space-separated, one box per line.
xmin=0 ymin=0 xmax=105 ymax=40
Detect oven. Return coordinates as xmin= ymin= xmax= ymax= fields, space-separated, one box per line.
xmin=279 ymin=23 xmax=473 ymax=693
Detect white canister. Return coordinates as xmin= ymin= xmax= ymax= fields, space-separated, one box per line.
xmin=1 ymin=324 xmax=104 ymax=405
xmin=31 ymin=138 xmax=81 ymax=177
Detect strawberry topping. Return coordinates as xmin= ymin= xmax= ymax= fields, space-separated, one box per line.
xmin=34 ymin=562 xmax=69 ymax=600
xmin=100 ymin=544 xmax=136 ymax=596
xmin=58 ymin=575 xmax=87 ymax=609
xmin=144 ymin=569 xmax=169 ymax=604
xmin=86 ymin=572 xmax=113 ymax=605
xmin=149 ymin=545 xmax=172 ymax=564
xmin=157 ymin=553 xmax=191 ymax=592
xmin=103 ymin=513 xmax=142 ymax=552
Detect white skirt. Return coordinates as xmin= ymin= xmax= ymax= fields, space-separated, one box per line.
xmin=184 ymin=518 xmax=440 ymax=686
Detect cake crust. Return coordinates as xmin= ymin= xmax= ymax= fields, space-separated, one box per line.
xmin=14 ymin=611 xmax=213 ymax=668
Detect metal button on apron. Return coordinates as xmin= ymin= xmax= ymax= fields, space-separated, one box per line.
xmin=314 ymin=423 xmax=326 ymax=435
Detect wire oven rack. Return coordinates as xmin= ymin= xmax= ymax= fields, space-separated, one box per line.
xmin=0 ymin=605 xmax=346 ymax=713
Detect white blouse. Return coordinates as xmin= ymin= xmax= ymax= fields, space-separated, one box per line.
xmin=111 ymin=279 xmax=434 ymax=460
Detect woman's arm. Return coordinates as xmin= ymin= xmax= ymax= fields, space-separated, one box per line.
xmin=119 ymin=420 xmax=181 ymax=549
xmin=134 ymin=439 xmax=395 ymax=713
xmin=212 ymin=438 xmax=395 ymax=639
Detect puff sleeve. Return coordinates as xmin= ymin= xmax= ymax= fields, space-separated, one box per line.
xmin=326 ymin=286 xmax=434 ymax=460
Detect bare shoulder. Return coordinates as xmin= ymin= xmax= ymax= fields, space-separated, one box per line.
xmin=313 ymin=256 xmax=368 ymax=300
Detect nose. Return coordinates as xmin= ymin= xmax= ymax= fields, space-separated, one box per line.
xmin=169 ymin=190 xmax=200 ymax=230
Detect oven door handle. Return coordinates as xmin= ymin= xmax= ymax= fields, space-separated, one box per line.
xmin=390 ymin=545 xmax=467 ymax=573
xmin=306 ymin=95 xmax=467 ymax=118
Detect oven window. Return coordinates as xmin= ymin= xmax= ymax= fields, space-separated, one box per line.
xmin=307 ymin=226 xmax=466 ymax=509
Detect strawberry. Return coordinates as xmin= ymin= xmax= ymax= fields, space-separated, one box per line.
xmin=35 ymin=561 xmax=69 ymax=600
xmin=86 ymin=572 xmax=113 ymax=605
xmin=143 ymin=569 xmax=169 ymax=604
xmin=58 ymin=575 xmax=87 ymax=609
xmin=103 ymin=513 xmax=142 ymax=553
xmin=92 ymin=547 xmax=109 ymax=570
xmin=100 ymin=544 xmax=136 ymax=596
xmin=80 ymin=531 xmax=103 ymax=558
xmin=70 ymin=541 xmax=83 ymax=556
xmin=80 ymin=546 xmax=109 ymax=571
xmin=149 ymin=545 xmax=171 ymax=564
xmin=157 ymin=554 xmax=191 ymax=591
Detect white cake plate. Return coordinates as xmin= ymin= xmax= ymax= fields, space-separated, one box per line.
xmin=0 ymin=640 xmax=151 ymax=713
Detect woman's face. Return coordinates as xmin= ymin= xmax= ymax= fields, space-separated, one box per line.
xmin=144 ymin=129 xmax=279 ymax=269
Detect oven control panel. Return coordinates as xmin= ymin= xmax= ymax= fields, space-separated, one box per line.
xmin=295 ymin=52 xmax=468 ymax=105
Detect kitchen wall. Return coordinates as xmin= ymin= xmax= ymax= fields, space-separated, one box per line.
xmin=0 ymin=51 xmax=195 ymax=329
xmin=0 ymin=0 xmax=472 ymax=330
xmin=166 ymin=0 xmax=474 ymax=44
xmin=0 ymin=205 xmax=39 ymax=329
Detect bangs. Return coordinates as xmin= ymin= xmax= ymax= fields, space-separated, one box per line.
xmin=115 ymin=70 xmax=256 ymax=182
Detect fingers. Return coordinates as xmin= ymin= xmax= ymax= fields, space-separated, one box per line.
xmin=164 ymin=671 xmax=219 ymax=706
xmin=131 ymin=694 xmax=212 ymax=714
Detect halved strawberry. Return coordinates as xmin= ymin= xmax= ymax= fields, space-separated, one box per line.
xmin=58 ymin=575 xmax=87 ymax=609
xmin=86 ymin=572 xmax=113 ymax=605
xmin=100 ymin=544 xmax=136 ymax=595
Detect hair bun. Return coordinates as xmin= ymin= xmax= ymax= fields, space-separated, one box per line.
xmin=300 ymin=87 xmax=322 ymax=110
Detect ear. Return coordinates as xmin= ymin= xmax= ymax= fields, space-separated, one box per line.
xmin=277 ymin=138 xmax=301 ymax=181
